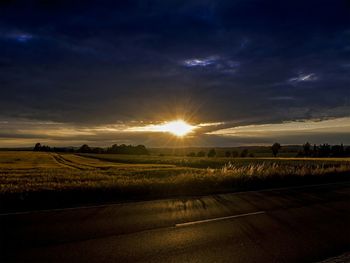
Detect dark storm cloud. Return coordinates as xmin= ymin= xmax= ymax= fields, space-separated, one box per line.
xmin=1 ymin=0 xmax=350 ymax=146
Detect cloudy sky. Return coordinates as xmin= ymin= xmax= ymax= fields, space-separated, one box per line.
xmin=1 ymin=0 xmax=350 ymax=147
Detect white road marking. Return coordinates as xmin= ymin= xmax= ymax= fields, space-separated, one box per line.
xmin=175 ymin=211 xmax=266 ymax=227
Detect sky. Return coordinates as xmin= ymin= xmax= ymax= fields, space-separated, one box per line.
xmin=1 ymin=0 xmax=350 ymax=147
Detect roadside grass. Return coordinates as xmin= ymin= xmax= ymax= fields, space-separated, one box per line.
xmin=1 ymin=151 xmax=350 ymax=211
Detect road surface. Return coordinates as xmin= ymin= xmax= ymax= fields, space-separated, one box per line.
xmin=1 ymin=182 xmax=350 ymax=262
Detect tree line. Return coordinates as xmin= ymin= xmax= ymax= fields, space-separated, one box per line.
xmin=186 ymin=143 xmax=350 ymax=158
xmin=33 ymin=143 xmax=149 ymax=155
xmin=297 ymin=142 xmax=350 ymax=157
xmin=186 ymin=148 xmax=255 ymax=158
xmin=33 ymin=142 xmax=350 ymax=158
xmin=272 ymin=142 xmax=350 ymax=158
xmin=186 ymin=148 xmax=219 ymax=158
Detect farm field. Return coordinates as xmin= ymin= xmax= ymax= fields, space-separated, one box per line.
xmin=1 ymin=151 xmax=350 ymax=211
xmin=80 ymin=153 xmax=350 ymax=168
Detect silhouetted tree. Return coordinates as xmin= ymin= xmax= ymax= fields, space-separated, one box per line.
xmin=187 ymin=152 xmax=196 ymax=157
xmin=345 ymin=146 xmax=350 ymax=157
xmin=33 ymin=143 xmax=41 ymax=151
xmin=207 ymin=149 xmax=216 ymax=157
xmin=231 ymin=151 xmax=239 ymax=157
xmin=240 ymin=149 xmax=249 ymax=158
xmin=91 ymin=147 xmax=104 ymax=154
xmin=303 ymin=142 xmax=311 ymax=156
xmin=331 ymin=144 xmax=344 ymax=157
xmin=313 ymin=144 xmax=317 ymax=156
xmin=318 ymin=144 xmax=331 ymax=157
xmin=53 ymin=147 xmax=75 ymax=153
xmin=197 ymin=151 xmax=206 ymax=157
xmin=134 ymin=145 xmax=149 ymax=155
xmin=271 ymin=143 xmax=281 ymax=157
xmin=33 ymin=143 xmax=51 ymax=152
xmin=78 ymin=144 xmax=92 ymax=153
xmin=225 ymin=151 xmax=231 ymax=157
xmin=41 ymin=145 xmax=51 ymax=152
xmin=106 ymin=144 xmax=148 ymax=155
xmin=297 ymin=143 xmax=350 ymax=158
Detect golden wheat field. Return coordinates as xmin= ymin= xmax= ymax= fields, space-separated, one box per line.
xmin=1 ymin=151 xmax=350 ymax=196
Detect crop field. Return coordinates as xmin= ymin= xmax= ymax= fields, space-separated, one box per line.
xmin=80 ymin=153 xmax=350 ymax=169
xmin=1 ymin=151 xmax=350 ymax=211
xmin=0 ymin=152 xmax=189 ymax=194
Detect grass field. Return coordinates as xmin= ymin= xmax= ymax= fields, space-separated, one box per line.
xmin=1 ymin=151 xmax=350 ymax=211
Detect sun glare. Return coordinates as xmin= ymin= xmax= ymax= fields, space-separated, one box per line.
xmin=127 ymin=119 xmax=196 ymax=136
xmin=159 ymin=120 xmax=195 ymax=137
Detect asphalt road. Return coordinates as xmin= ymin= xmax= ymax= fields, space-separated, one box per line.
xmin=1 ymin=182 xmax=350 ymax=262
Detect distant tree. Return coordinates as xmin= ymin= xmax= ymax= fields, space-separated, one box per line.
xmin=41 ymin=145 xmax=51 ymax=152
xmin=303 ymin=142 xmax=311 ymax=156
xmin=331 ymin=144 xmax=344 ymax=157
xmin=296 ymin=150 xmax=303 ymax=157
xmin=197 ymin=151 xmax=206 ymax=157
xmin=231 ymin=151 xmax=239 ymax=157
xmin=106 ymin=144 xmax=149 ymax=155
xmin=53 ymin=147 xmax=75 ymax=153
xmin=345 ymin=146 xmax=350 ymax=157
xmin=187 ymin=152 xmax=196 ymax=157
xmin=313 ymin=144 xmax=317 ymax=156
xmin=91 ymin=147 xmax=104 ymax=154
xmin=249 ymin=153 xmax=255 ymax=158
xmin=271 ymin=143 xmax=281 ymax=157
xmin=207 ymin=149 xmax=216 ymax=158
xmin=318 ymin=144 xmax=331 ymax=157
xmin=134 ymin=145 xmax=149 ymax=155
xmin=78 ymin=144 xmax=92 ymax=153
xmin=33 ymin=143 xmax=41 ymax=151
xmin=33 ymin=143 xmax=51 ymax=152
xmin=225 ymin=151 xmax=231 ymax=158
xmin=240 ymin=149 xmax=249 ymax=158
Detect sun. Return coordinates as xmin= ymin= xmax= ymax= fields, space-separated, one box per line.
xmin=159 ymin=120 xmax=195 ymax=137
xmin=126 ymin=119 xmax=196 ymax=136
